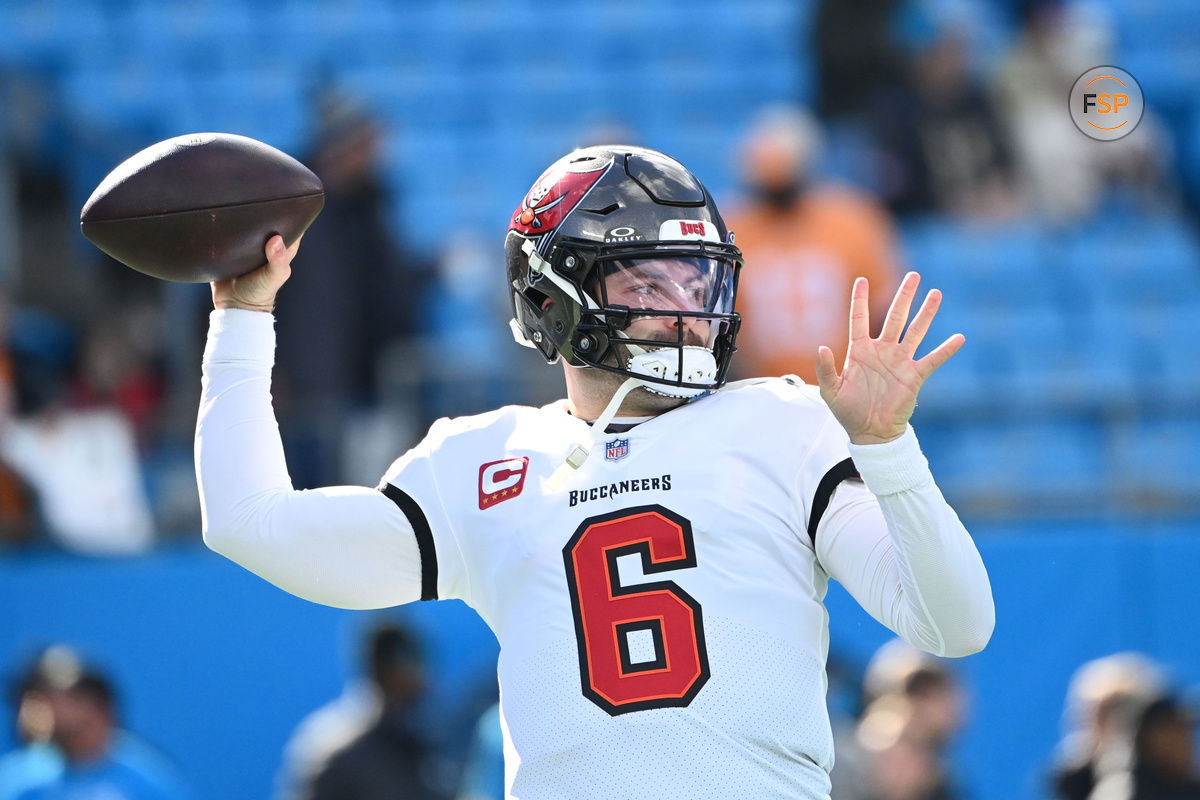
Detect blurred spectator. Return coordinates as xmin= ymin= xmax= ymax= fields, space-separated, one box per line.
xmin=812 ymin=0 xmax=906 ymax=123
xmin=274 ymin=681 xmax=378 ymax=800
xmin=1086 ymin=694 xmax=1200 ymax=800
xmin=454 ymin=703 xmax=504 ymax=800
xmin=724 ymin=105 xmax=902 ymax=384
xmin=1050 ymin=653 xmax=1169 ymax=800
xmin=861 ymin=641 xmax=967 ymax=752
xmin=833 ymin=640 xmax=968 ymax=800
xmin=0 ymin=313 xmax=154 ymax=555
xmin=306 ymin=622 xmax=437 ymax=800
xmin=3 ymin=645 xmax=192 ymax=800
xmin=419 ymin=231 xmax=521 ymax=421
xmin=0 ymin=292 xmax=35 ymax=548
xmin=0 ymin=657 xmax=61 ymax=800
xmin=71 ymin=311 xmax=165 ymax=449
xmin=1118 ymin=695 xmax=1200 ymax=800
xmin=0 ymin=78 xmax=16 ymax=289
xmin=991 ymin=0 xmax=1175 ymax=223
xmin=0 ymin=452 xmax=35 ymax=548
xmin=855 ymin=696 xmax=953 ymax=800
xmin=869 ymin=8 xmax=1019 ymax=219
xmin=3 ymin=68 xmax=105 ymax=327
xmin=273 ymin=87 xmax=432 ymax=489
xmin=276 ymin=622 xmax=438 ymax=800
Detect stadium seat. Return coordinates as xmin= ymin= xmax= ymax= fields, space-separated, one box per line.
xmin=899 ymin=219 xmax=1058 ymax=311
xmin=915 ymin=417 xmax=1108 ymax=512
xmin=1065 ymin=216 xmax=1200 ymax=307
xmin=0 ymin=1 xmax=109 ymax=70
xmin=1111 ymin=416 xmax=1200 ymax=506
xmin=182 ymin=66 xmax=310 ymax=154
xmin=1100 ymin=300 xmax=1197 ymax=410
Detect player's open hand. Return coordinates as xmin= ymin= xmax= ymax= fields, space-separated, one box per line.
xmin=815 ymin=272 xmax=964 ymax=445
xmin=211 ymin=234 xmax=300 ymax=313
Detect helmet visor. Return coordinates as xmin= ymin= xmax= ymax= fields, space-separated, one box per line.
xmin=597 ymin=256 xmax=736 ymax=315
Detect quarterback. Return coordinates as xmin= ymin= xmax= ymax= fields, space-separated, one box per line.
xmin=196 ymin=146 xmax=994 ymax=799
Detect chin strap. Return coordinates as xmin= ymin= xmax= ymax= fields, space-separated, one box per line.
xmin=544 ymin=377 xmax=643 ymax=492
xmin=624 ymin=345 xmax=716 ymax=398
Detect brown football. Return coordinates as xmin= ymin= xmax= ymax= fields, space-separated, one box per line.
xmin=80 ymin=132 xmax=324 ymax=282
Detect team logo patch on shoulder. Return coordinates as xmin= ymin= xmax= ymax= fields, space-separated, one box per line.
xmin=605 ymin=438 xmax=630 ymax=461
xmin=478 ymin=457 xmax=529 ymax=509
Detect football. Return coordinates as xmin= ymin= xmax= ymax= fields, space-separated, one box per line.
xmin=80 ymin=132 xmax=325 ymax=283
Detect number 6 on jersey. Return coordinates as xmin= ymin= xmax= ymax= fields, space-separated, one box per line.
xmin=563 ymin=505 xmax=710 ymax=715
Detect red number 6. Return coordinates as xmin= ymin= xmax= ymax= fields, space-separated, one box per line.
xmin=563 ymin=505 xmax=710 ymax=715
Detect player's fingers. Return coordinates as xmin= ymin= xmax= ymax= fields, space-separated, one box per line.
xmin=214 ymin=236 xmax=294 ymax=310
xmin=265 ymin=235 xmax=291 ymax=267
xmin=263 ymin=234 xmax=298 ymax=281
xmin=848 ymin=277 xmax=871 ymax=342
xmin=901 ymin=288 xmax=941 ymax=356
xmin=879 ymin=272 xmax=920 ymax=343
xmin=264 ymin=235 xmax=284 ymax=264
xmin=915 ymin=333 xmax=965 ymax=379
xmin=283 ymin=232 xmax=304 ymax=262
xmin=815 ymin=345 xmax=839 ymax=392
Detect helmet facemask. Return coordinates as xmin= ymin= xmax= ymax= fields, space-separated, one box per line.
xmin=560 ymin=240 xmax=742 ymax=397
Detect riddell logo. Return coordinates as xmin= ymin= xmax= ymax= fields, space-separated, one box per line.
xmin=478 ymin=457 xmax=529 ymax=509
xmin=679 ymin=221 xmax=705 ymax=236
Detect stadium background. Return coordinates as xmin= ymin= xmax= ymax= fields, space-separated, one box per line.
xmin=0 ymin=0 xmax=1198 ymax=799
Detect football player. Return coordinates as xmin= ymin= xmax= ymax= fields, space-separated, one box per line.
xmin=197 ymin=146 xmax=994 ymax=799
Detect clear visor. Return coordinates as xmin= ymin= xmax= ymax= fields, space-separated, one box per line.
xmin=596 ymin=256 xmax=736 ymax=315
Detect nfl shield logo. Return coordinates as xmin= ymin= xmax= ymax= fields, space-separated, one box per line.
xmin=605 ymin=438 xmax=630 ymax=461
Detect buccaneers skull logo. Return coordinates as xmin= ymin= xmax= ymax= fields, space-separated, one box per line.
xmin=510 ymin=162 xmax=610 ymax=236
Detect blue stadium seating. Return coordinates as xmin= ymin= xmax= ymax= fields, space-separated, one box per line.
xmin=918 ymin=417 xmax=1110 ymax=511
xmin=1064 ymin=217 xmax=1200 ymax=308
xmin=0 ymin=1 xmax=108 ymax=70
xmin=1122 ymin=301 xmax=1200 ymax=410
xmin=900 ymin=219 xmax=1059 ymax=309
xmin=1111 ymin=416 xmax=1200 ymax=503
xmin=0 ymin=0 xmax=1196 ymax=518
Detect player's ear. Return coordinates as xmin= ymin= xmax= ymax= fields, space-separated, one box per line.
xmin=541 ymin=297 xmax=553 ymax=311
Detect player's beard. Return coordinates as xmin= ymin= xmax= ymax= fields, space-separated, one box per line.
xmin=580 ymin=367 xmax=690 ymax=417
xmin=577 ymin=327 xmax=710 ymax=418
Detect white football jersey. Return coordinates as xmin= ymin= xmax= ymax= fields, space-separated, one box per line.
xmin=198 ymin=311 xmax=991 ymax=800
xmin=380 ymin=378 xmax=856 ymax=799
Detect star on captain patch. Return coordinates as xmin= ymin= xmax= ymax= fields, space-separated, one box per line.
xmin=604 ymin=438 xmax=630 ymax=462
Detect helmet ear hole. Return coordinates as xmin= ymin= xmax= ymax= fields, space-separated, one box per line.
xmin=571 ymin=330 xmax=608 ymax=359
xmin=519 ymin=287 xmax=549 ymax=312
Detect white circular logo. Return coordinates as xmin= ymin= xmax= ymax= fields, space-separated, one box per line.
xmin=1069 ymin=66 xmax=1145 ymax=141
xmin=606 ymin=226 xmax=642 ymax=242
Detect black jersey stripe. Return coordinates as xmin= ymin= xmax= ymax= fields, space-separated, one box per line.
xmin=807 ymin=458 xmax=860 ymax=546
xmin=378 ymin=483 xmax=438 ymax=601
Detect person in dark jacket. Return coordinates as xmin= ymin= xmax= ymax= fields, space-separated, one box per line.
xmin=305 ymin=624 xmax=437 ymax=800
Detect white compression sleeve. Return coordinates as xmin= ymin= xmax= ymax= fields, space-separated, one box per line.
xmin=195 ymin=309 xmax=423 ymax=609
xmin=816 ymin=426 xmax=995 ymax=658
